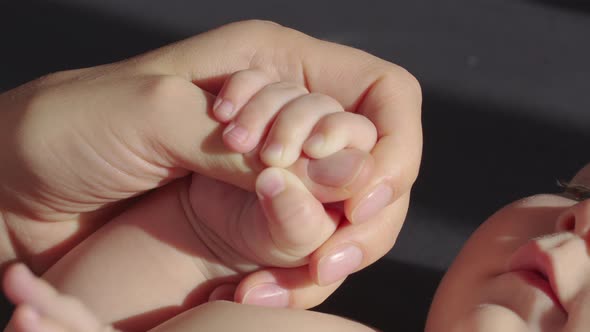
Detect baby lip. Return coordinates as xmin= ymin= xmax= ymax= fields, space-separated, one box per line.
xmin=507 ymin=241 xmax=564 ymax=311
xmin=507 ymin=241 xmax=549 ymax=279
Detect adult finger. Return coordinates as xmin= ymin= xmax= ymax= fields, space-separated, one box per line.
xmin=88 ymin=73 xmax=369 ymax=202
xmin=343 ymin=73 xmax=422 ymax=224
xmin=137 ymin=19 xmax=422 ymax=221
xmin=310 ymin=193 xmax=410 ymax=286
xmin=189 ymin=168 xmax=343 ymax=269
xmin=234 ymin=266 xmax=343 ymax=309
xmin=231 ymin=193 xmax=409 ymax=308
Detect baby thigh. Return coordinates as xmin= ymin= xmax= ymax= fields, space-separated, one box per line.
xmin=149 ymin=301 xmax=377 ymax=332
xmin=41 ymin=180 xmax=217 ymax=331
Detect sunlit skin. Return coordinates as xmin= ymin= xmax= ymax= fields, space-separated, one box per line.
xmin=8 ymin=159 xmax=589 ymax=332
xmin=1 ymin=70 xmax=383 ymax=332
xmin=426 ymin=163 xmax=590 ymax=332
xmin=0 ymin=71 xmax=384 ymax=332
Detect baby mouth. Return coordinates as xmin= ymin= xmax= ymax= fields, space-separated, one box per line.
xmin=507 ymin=242 xmax=566 ymax=312
xmin=513 ymin=270 xmax=556 ymax=301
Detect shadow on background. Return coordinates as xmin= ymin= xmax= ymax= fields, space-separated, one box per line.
xmin=315 ymin=260 xmax=443 ymax=331
xmin=415 ymin=89 xmax=589 ymax=226
xmin=1 ymin=0 xmax=588 ymax=330
xmin=0 ymin=0 xmax=186 ymax=92
xmin=529 ymin=0 xmax=590 ymax=13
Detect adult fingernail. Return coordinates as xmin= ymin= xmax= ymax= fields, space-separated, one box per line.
xmin=317 ymin=245 xmax=363 ymax=286
xmin=257 ymin=168 xmax=285 ymax=199
xmin=242 ymin=283 xmax=290 ymax=307
xmin=308 ymin=150 xmax=366 ymax=188
xmin=223 ymin=122 xmax=249 ymax=144
xmin=213 ymin=98 xmax=235 ymax=120
xmin=352 ymin=183 xmax=394 ymax=223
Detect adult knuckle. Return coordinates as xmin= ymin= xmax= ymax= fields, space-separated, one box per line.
xmin=238 ymin=19 xmax=283 ymax=31
xmin=404 ymin=71 xmax=423 ymax=103
xmin=391 ymin=66 xmax=423 ymax=107
xmin=218 ymin=20 xmax=284 ymax=40
xmin=140 ymin=75 xmax=185 ymax=99
xmin=35 ymin=69 xmax=80 ymax=85
xmin=138 ymin=75 xmax=192 ymax=112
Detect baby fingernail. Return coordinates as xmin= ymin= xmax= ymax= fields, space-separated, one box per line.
xmin=223 ymin=122 xmax=249 ymax=144
xmin=257 ymin=168 xmax=285 ymax=199
xmin=352 ymin=183 xmax=394 ymax=223
xmin=262 ymin=143 xmax=283 ymax=163
xmin=305 ymin=133 xmax=324 ymax=151
xmin=208 ymin=284 xmax=237 ymax=302
xmin=213 ymin=98 xmax=235 ymax=120
xmin=242 ymin=283 xmax=290 ymax=307
xmin=318 ymin=245 xmax=363 ymax=286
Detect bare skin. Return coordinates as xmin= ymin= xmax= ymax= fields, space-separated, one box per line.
xmin=0 ymin=20 xmax=422 ymax=311
xmin=3 ymin=264 xmax=376 ymax=332
xmin=2 ymin=68 xmax=391 ymax=331
xmin=426 ymin=163 xmax=590 ymax=332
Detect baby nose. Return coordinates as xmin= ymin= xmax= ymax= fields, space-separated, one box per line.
xmin=555 ymin=199 xmax=590 ymax=239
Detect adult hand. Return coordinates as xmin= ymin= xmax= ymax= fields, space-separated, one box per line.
xmin=145 ymin=20 xmax=422 ymax=307
xmin=0 ymin=20 xmax=422 ymax=309
xmin=0 ymin=23 xmax=370 ymax=274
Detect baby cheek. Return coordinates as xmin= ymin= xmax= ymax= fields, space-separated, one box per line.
xmin=457 ymin=304 xmax=528 ymax=332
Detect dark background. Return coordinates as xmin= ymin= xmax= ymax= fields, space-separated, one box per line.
xmin=1 ymin=1 xmax=588 ymax=330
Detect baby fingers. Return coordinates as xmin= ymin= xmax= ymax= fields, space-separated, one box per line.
xmin=302 ymin=111 xmax=377 ymax=159
xmin=212 ymin=69 xmax=277 ymax=123
xmin=219 ymin=74 xmax=309 ymax=153
xmin=259 ymin=93 xmax=347 ymax=168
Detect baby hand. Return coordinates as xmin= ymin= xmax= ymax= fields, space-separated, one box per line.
xmin=184 ymin=69 xmax=379 ymax=273
xmin=213 ymin=69 xmax=378 ymax=202
xmin=184 ymin=69 xmax=380 ymax=290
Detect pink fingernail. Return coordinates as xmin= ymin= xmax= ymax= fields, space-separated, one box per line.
xmin=307 ymin=149 xmax=366 ymax=187
xmin=213 ymin=99 xmax=235 ymax=120
xmin=242 ymin=283 xmax=289 ymax=307
xmin=317 ymin=245 xmax=363 ymax=286
xmin=223 ymin=122 xmax=249 ymax=144
xmin=257 ymin=169 xmax=285 ymax=199
xmin=213 ymin=97 xmax=222 ymax=110
xmin=262 ymin=143 xmax=283 ymax=163
xmin=304 ymin=133 xmax=324 ymax=151
xmin=352 ymin=183 xmax=394 ymax=223
xmin=208 ymin=284 xmax=237 ymax=302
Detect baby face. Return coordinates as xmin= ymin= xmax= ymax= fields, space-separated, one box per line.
xmin=426 ymin=163 xmax=590 ymax=332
